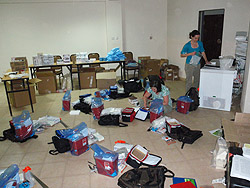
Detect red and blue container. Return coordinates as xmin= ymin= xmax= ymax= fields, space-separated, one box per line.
xmin=150 ymin=99 xmax=164 ymax=123
xmin=67 ymin=123 xmax=89 ymax=156
xmin=176 ymin=96 xmax=193 ymax=114
xmin=91 ymin=144 xmax=118 ymax=177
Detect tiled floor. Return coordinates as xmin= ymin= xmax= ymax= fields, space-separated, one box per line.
xmin=0 ymin=79 xmax=240 ymax=188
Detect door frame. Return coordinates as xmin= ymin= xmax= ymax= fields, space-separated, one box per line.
xmin=198 ymin=9 xmax=225 ymax=43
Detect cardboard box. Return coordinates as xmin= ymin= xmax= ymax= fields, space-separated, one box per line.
xmin=223 ymin=113 xmax=250 ymax=145
xmin=164 ymin=64 xmax=179 ymax=81
xmin=141 ymin=59 xmax=161 ymax=78
xmin=10 ymin=85 xmax=36 ymax=108
xmin=96 ymin=65 xmax=120 ymax=89
xmin=7 ymin=80 xmax=36 ymax=108
xmin=80 ymin=68 xmax=96 ymax=89
xmin=10 ymin=57 xmax=28 ymax=72
xmin=36 ymin=71 xmax=57 ymax=94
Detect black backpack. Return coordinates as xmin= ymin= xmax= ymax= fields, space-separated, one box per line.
xmin=0 ymin=121 xmax=38 ymax=143
xmin=166 ymin=125 xmax=203 ymax=149
xmin=123 ymin=78 xmax=143 ymax=93
xmin=0 ymin=128 xmax=38 ymax=143
xmin=185 ymin=87 xmax=199 ymax=111
xmin=73 ymin=102 xmax=92 ymax=114
xmin=48 ymin=136 xmax=71 ymax=155
xmin=118 ymin=166 xmax=174 ymax=188
xmin=98 ymin=115 xmax=128 ymax=127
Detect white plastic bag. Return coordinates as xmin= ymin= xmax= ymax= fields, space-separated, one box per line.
xmin=190 ymin=54 xmax=201 ymax=66
xmin=211 ymin=137 xmax=228 ymax=170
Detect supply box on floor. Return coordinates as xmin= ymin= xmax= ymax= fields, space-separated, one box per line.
xmin=7 ymin=78 xmax=41 ymax=108
xmin=36 ymin=71 xmax=57 ymax=94
xmin=79 ymin=67 xmax=96 ymax=89
xmin=96 ymin=65 xmax=120 ymax=89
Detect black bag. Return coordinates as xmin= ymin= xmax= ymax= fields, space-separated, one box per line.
xmin=48 ymin=136 xmax=71 ymax=155
xmin=73 ymin=102 xmax=92 ymax=114
xmin=98 ymin=115 xmax=128 ymax=127
xmin=118 ymin=166 xmax=174 ymax=188
xmin=109 ymin=91 xmax=131 ymax=99
xmin=0 ymin=120 xmax=38 ymax=143
xmin=0 ymin=128 xmax=38 ymax=143
xmin=167 ymin=125 xmax=203 ymax=149
xmin=123 ymin=78 xmax=143 ymax=93
xmin=185 ymin=87 xmax=199 ymax=111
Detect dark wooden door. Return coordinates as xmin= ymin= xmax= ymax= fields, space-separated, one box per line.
xmin=199 ymin=10 xmax=224 ymax=67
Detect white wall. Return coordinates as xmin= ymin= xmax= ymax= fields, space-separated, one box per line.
xmin=241 ymin=22 xmax=250 ymax=113
xmin=0 ymin=0 xmax=123 ymax=74
xmin=121 ymin=0 xmax=167 ymax=60
xmin=167 ymin=0 xmax=250 ymax=78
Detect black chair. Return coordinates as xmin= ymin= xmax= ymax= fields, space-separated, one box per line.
xmin=123 ymin=52 xmax=140 ymax=79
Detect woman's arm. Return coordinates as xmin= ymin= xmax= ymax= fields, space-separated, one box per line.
xmin=143 ymin=91 xmax=151 ymax=108
xmin=180 ymin=51 xmax=196 ymax=58
xmin=163 ymin=96 xmax=169 ymax=106
xmin=201 ymin=51 xmax=209 ymax=64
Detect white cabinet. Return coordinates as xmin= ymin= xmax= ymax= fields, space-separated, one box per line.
xmin=199 ymin=67 xmax=237 ymax=111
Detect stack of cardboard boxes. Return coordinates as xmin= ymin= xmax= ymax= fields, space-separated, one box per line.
xmin=139 ymin=57 xmax=179 ymax=81
xmin=8 ymin=57 xmax=40 ymax=107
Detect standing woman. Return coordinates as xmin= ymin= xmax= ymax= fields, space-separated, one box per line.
xmin=181 ymin=30 xmax=209 ymax=92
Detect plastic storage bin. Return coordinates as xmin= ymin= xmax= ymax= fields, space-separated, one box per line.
xmin=12 ymin=110 xmax=34 ymax=141
xmin=91 ymin=144 xmax=118 ymax=177
xmin=62 ymin=90 xmax=71 ymax=111
xmin=91 ymin=97 xmax=104 ymax=119
xmin=150 ymin=99 xmax=164 ymax=123
xmin=176 ymin=96 xmax=193 ymax=114
xmin=67 ymin=123 xmax=89 ymax=156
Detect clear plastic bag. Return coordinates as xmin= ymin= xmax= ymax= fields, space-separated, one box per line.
xmin=62 ymin=90 xmax=71 ymax=111
xmin=91 ymin=97 xmax=104 ymax=119
xmin=100 ymin=108 xmax=123 ymax=116
xmin=150 ymin=99 xmax=164 ymax=114
xmin=211 ymin=137 xmax=228 ymax=170
xmin=190 ymin=53 xmax=201 ymax=66
xmin=12 ymin=110 xmax=34 ymax=141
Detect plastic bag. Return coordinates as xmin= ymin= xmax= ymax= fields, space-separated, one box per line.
xmin=100 ymin=108 xmax=123 ymax=116
xmin=190 ymin=53 xmax=201 ymax=66
xmin=91 ymin=97 xmax=104 ymax=119
xmin=106 ymin=47 xmax=125 ymax=61
xmin=211 ymin=137 xmax=228 ymax=170
xmin=150 ymin=99 xmax=164 ymax=114
xmin=33 ymin=115 xmax=60 ymax=132
xmin=12 ymin=110 xmax=34 ymax=141
xmin=91 ymin=144 xmax=119 ymax=177
xmin=62 ymin=90 xmax=71 ymax=111
xmin=151 ymin=116 xmax=168 ymax=133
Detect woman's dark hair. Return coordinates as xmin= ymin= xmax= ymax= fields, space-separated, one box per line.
xmin=189 ymin=30 xmax=200 ymax=39
xmin=149 ymin=80 xmax=162 ymax=93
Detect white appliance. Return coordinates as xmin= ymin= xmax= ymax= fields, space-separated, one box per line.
xmin=199 ymin=66 xmax=237 ymax=111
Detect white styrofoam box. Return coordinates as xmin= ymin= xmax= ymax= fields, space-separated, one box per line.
xmin=199 ymin=67 xmax=237 ymax=111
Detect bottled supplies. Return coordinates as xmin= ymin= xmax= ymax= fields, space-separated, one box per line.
xmin=0 ymin=164 xmax=20 ymax=188
xmin=22 ymin=166 xmax=34 ymax=187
